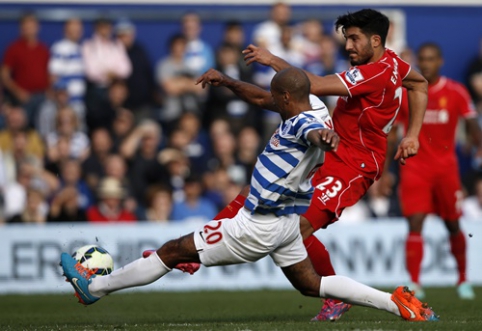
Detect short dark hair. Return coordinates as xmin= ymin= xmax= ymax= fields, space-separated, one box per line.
xmin=417 ymin=42 xmax=443 ymax=58
xmin=168 ymin=33 xmax=186 ymax=49
xmin=335 ymin=9 xmax=389 ymax=46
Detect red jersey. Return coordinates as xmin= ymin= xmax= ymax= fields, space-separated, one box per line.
xmin=2 ymin=38 xmax=50 ymax=93
xmin=331 ymin=49 xmax=410 ymax=180
xmin=397 ymin=76 xmax=476 ymax=170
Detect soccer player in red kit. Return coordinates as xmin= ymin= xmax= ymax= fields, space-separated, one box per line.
xmin=386 ymin=43 xmax=481 ymax=300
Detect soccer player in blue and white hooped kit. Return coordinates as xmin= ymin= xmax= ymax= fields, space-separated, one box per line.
xmin=60 ymin=67 xmax=437 ymax=322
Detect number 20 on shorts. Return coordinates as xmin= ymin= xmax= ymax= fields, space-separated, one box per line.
xmin=203 ymin=221 xmax=223 ymax=245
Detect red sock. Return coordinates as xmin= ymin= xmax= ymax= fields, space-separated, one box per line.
xmin=405 ymin=232 xmax=424 ymax=284
xmin=450 ymin=231 xmax=467 ymax=284
xmin=213 ymin=194 xmax=246 ymax=220
xmin=303 ymin=235 xmax=336 ymax=277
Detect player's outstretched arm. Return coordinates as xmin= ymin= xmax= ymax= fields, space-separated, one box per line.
xmin=307 ymin=129 xmax=339 ymax=152
xmin=402 ymin=68 xmax=427 ymax=140
xmin=395 ymin=69 xmax=428 ymax=165
xmin=196 ymin=68 xmax=277 ymax=112
xmin=242 ymin=45 xmax=349 ymax=97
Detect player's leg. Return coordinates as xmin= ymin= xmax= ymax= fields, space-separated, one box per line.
xmin=405 ymin=213 xmax=427 ymax=298
xmin=399 ymin=168 xmax=433 ymax=299
xmin=444 ymin=219 xmax=474 ymax=299
xmin=280 ymin=258 xmax=438 ymax=321
xmin=434 ymin=173 xmax=474 ymax=299
xmin=60 ymin=232 xmax=199 ymax=304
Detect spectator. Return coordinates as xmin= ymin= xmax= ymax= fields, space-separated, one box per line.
xmin=48 ymin=18 xmax=86 ymax=120
xmin=82 ymin=17 xmax=131 ymax=115
xmin=46 ymin=107 xmax=90 ymax=164
xmin=236 ymin=126 xmax=261 ymax=183
xmin=203 ymin=168 xmax=232 ymax=210
xmin=1 ymin=130 xmax=42 ymax=184
xmin=466 ymin=38 xmax=482 ymax=114
xmin=48 ymin=186 xmax=86 ymax=222
xmin=208 ymin=130 xmax=246 ymax=185
xmin=155 ymin=34 xmax=204 ymax=128
xmin=1 ymin=13 xmax=49 ymax=126
xmin=59 ymin=158 xmax=93 ymax=211
xmin=205 ymin=43 xmax=258 ymax=134
xmin=86 ymin=177 xmax=137 ymax=222
xmin=82 ymin=128 xmax=112 ymax=191
xmin=103 ymin=154 xmax=136 ymax=212
xmin=252 ymin=2 xmax=291 ymax=51
xmin=36 ymin=80 xmax=72 ymax=139
xmin=462 ymin=177 xmax=482 ymax=221
xmin=181 ymin=12 xmax=215 ymax=76
xmin=115 ymin=19 xmax=155 ymax=120
xmin=0 ymin=105 xmax=44 ymax=160
xmin=3 ymin=162 xmax=31 ymax=219
xmin=120 ymin=120 xmax=169 ymax=207
xmin=87 ymin=79 xmax=129 ymax=132
xmin=293 ymin=19 xmax=324 ymax=68
xmin=158 ymin=148 xmax=190 ymax=203
xmin=111 ymin=107 xmax=135 ymax=153
xmin=7 ymin=185 xmax=47 ymax=224
xmin=176 ymin=113 xmax=211 ymax=173
xmin=140 ymin=185 xmax=173 ymax=222
xmin=223 ymin=21 xmax=246 ymax=53
xmin=171 ymin=174 xmax=217 ymax=222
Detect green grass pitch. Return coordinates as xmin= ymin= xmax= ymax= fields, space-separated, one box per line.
xmin=0 ymin=287 xmax=480 ymax=330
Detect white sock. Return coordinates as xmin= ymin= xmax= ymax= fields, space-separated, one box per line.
xmin=89 ymin=253 xmax=171 ymax=297
xmin=319 ymin=275 xmax=400 ymax=316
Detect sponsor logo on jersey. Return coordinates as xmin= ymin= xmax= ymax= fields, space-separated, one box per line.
xmin=345 ymin=68 xmax=364 ymax=85
xmin=423 ymin=109 xmax=449 ymax=124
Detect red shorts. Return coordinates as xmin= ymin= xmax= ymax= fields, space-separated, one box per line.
xmin=399 ymin=167 xmax=462 ymax=220
xmin=303 ymin=155 xmax=373 ymax=230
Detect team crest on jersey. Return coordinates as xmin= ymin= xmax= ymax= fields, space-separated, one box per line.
xmin=270 ymin=129 xmax=280 ymax=147
xmin=345 ymin=68 xmax=364 ymax=85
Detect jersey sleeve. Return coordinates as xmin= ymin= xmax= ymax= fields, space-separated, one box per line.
xmin=335 ymin=63 xmax=389 ymax=98
xmin=453 ymin=82 xmax=477 ymax=119
xmin=387 ymin=48 xmax=411 ymax=79
xmin=293 ymin=111 xmax=325 ymax=145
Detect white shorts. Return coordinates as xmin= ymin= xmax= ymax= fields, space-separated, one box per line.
xmin=193 ymin=208 xmax=307 ymax=268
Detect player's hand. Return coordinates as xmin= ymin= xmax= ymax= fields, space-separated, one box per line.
xmin=310 ymin=129 xmax=339 ymax=152
xmin=242 ymin=44 xmax=274 ymax=66
xmin=394 ymin=136 xmax=419 ymax=165
xmin=195 ymin=69 xmax=228 ymax=88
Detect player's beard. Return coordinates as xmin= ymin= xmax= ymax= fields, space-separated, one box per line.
xmin=349 ymin=43 xmax=374 ymax=66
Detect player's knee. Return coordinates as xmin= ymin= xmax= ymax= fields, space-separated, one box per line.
xmin=444 ymin=220 xmax=460 ymax=235
xmin=408 ymin=214 xmax=425 ymax=233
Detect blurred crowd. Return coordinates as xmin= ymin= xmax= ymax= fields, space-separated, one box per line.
xmin=1 ymin=3 xmax=482 ymax=224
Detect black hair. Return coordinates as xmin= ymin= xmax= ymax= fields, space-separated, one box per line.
xmin=335 ymin=9 xmax=389 ymax=46
xmin=417 ymin=42 xmax=443 ymax=58
xmin=168 ymin=33 xmax=187 ymax=49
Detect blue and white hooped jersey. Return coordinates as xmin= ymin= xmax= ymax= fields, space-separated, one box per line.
xmin=245 ymin=95 xmax=333 ymax=217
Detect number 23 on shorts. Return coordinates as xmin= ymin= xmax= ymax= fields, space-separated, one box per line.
xmin=203 ymin=221 xmax=223 ymax=245
xmin=315 ymin=176 xmax=343 ymax=205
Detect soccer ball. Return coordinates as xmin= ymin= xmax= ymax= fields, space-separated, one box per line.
xmin=72 ymin=245 xmax=114 ymax=276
